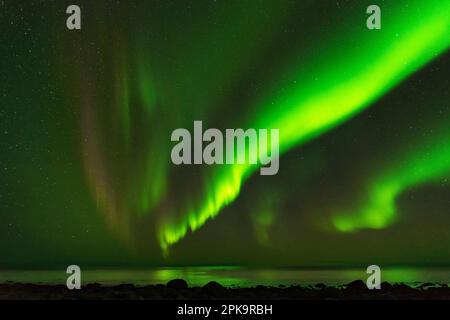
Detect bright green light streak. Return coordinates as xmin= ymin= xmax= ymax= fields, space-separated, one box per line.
xmin=159 ymin=1 xmax=450 ymax=250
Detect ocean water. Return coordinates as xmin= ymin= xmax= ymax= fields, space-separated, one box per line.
xmin=1 ymin=267 xmax=449 ymax=287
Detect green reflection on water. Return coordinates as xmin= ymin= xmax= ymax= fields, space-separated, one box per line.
xmin=0 ymin=267 xmax=449 ymax=287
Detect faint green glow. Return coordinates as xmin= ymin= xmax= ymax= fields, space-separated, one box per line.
xmin=114 ymin=59 xmax=131 ymax=147
xmin=378 ymin=268 xmax=421 ymax=285
xmin=341 ymin=267 xmax=422 ymax=285
xmin=252 ymin=209 xmax=275 ymax=245
xmin=334 ymin=124 xmax=450 ymax=232
xmin=250 ymin=193 xmax=278 ymax=245
xmin=136 ymin=52 xmax=157 ymax=116
xmin=158 ymin=1 xmax=450 ymax=250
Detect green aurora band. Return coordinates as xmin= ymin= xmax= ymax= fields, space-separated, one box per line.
xmin=72 ymin=1 xmax=450 ymax=254
xmin=157 ymin=1 xmax=450 ymax=250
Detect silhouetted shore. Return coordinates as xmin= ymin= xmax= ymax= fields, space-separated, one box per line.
xmin=1 ymin=279 xmax=449 ymax=300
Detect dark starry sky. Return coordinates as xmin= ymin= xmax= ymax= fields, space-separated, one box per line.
xmin=0 ymin=0 xmax=449 ymax=269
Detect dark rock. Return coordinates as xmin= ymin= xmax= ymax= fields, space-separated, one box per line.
xmin=392 ymin=283 xmax=414 ymax=294
xmin=114 ymin=284 xmax=135 ymax=290
xmin=255 ymin=285 xmax=268 ymax=290
xmin=86 ymin=283 xmax=102 ymax=289
xmin=166 ymin=279 xmax=188 ymax=290
xmin=315 ymin=283 xmax=326 ymax=289
xmin=202 ymin=281 xmax=226 ymax=296
xmin=346 ymin=280 xmax=367 ymax=291
xmin=418 ymin=282 xmax=434 ymax=289
xmin=381 ymin=281 xmax=392 ymax=290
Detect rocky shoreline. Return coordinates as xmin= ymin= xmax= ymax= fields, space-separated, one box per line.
xmin=1 ymin=279 xmax=449 ymax=300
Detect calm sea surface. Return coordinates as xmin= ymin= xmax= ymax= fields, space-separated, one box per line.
xmin=1 ymin=267 xmax=449 ymax=287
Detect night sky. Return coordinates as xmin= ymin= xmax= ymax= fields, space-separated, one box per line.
xmin=1 ymin=0 xmax=449 ymax=269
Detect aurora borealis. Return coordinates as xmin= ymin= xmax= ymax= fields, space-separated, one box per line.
xmin=1 ymin=0 xmax=450 ymax=268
